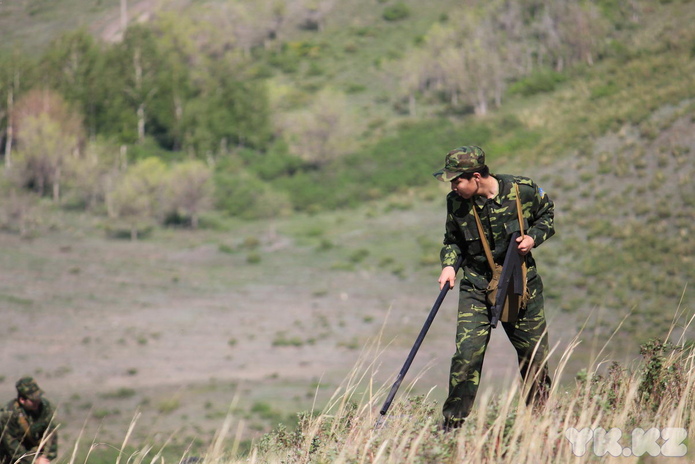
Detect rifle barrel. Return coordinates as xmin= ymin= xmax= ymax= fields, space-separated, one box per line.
xmin=379 ymin=255 xmax=463 ymax=416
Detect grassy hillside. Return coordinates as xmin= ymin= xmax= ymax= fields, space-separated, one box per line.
xmin=1 ymin=0 xmax=694 ymax=462
xmin=234 ymin=337 xmax=695 ymax=463
xmin=0 ymin=0 xmax=117 ymax=52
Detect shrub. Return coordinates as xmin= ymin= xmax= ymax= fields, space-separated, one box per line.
xmin=157 ymin=397 xmax=181 ymax=414
xmin=638 ymin=339 xmax=684 ymax=411
xmin=214 ymin=166 xmax=292 ymax=219
xmin=590 ymin=81 xmax=620 ymax=100
xmin=382 ymin=3 xmax=410 ymax=21
xmin=101 ymin=388 xmax=136 ymax=399
xmin=272 ymin=333 xmax=304 ymax=347
xmin=242 ymin=236 xmax=261 ymax=249
xmin=218 ymin=243 xmax=235 ymax=254
xmin=507 ymin=70 xmax=567 ymax=97
xmin=349 ymin=248 xmax=370 ymax=263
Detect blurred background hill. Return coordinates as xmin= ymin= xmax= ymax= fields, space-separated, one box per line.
xmin=0 ymin=0 xmax=694 ymax=460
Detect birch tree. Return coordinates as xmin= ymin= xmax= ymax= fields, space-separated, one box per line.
xmin=119 ymin=25 xmax=162 ymax=143
xmin=283 ymin=88 xmax=353 ymax=166
xmin=108 ymin=157 xmax=167 ymax=239
xmin=0 ymin=50 xmax=31 ymax=168
xmin=164 ymin=160 xmax=213 ymax=229
xmin=40 ymin=28 xmax=103 ymax=138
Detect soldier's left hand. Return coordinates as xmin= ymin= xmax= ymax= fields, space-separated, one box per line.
xmin=516 ymin=235 xmax=535 ymax=255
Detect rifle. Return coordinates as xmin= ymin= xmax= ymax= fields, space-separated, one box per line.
xmin=379 ymin=254 xmax=463 ymax=418
xmin=490 ymin=231 xmax=525 ymax=328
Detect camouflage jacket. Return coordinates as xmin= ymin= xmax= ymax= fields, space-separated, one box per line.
xmin=440 ymin=174 xmax=555 ymax=290
xmin=0 ymin=399 xmax=58 ymax=464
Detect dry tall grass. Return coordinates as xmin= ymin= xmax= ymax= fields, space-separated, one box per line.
xmin=211 ymin=314 xmax=695 ymax=464
xmin=63 ymin=312 xmax=694 ymax=464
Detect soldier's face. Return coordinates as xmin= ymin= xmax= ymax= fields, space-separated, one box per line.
xmin=19 ymin=397 xmax=40 ymax=411
xmin=450 ymin=175 xmax=478 ymax=199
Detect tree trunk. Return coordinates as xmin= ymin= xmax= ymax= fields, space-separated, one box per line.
xmin=53 ymin=166 xmax=61 ymax=203
xmin=4 ymin=86 xmax=13 ymax=168
xmin=137 ymin=104 xmax=145 ymax=142
xmin=173 ymin=94 xmax=183 ymax=151
xmin=120 ymin=144 xmax=128 ymax=170
xmin=475 ymin=89 xmax=488 ymax=116
xmin=121 ymin=0 xmax=128 ymax=33
xmin=134 ymin=48 xmax=145 ymax=142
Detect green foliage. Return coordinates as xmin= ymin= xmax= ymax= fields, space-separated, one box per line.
xmin=487 ymin=127 xmax=542 ymax=156
xmin=251 ymin=402 xmax=282 ymax=421
xmin=246 ymin=252 xmax=262 ymax=264
xmin=507 ymin=69 xmax=568 ymax=97
xmin=127 ymin=137 xmax=183 ymax=163
xmin=193 ymin=61 xmax=273 ymax=151
xmin=30 ymin=20 xmax=272 ymax=154
xmin=101 ymin=387 xmax=137 ymax=399
xmin=277 ymin=119 xmax=470 ymax=211
xmin=238 ymin=144 xmax=305 ymax=181
xmin=163 ymin=159 xmax=214 ymax=228
xmin=272 ymin=333 xmax=304 ymax=347
xmin=213 ymin=157 xmax=293 ymax=219
xmin=157 ymin=397 xmax=181 ymax=414
xmin=382 ymin=3 xmax=411 ymax=21
xmin=108 ymin=157 xmax=167 ymax=239
xmin=638 ymin=339 xmax=684 ymax=411
xmin=39 ymin=28 xmax=104 ymax=136
xmin=590 ymin=80 xmax=620 ymax=100
xmin=92 ymin=408 xmax=119 ymax=419
xmin=348 ymin=248 xmax=370 ymax=263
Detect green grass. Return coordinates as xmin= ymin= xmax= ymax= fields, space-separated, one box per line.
xmin=0 ymin=0 xmax=115 ymax=54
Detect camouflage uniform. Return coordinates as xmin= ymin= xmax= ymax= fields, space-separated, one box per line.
xmin=0 ymin=378 xmax=58 ymax=464
xmin=433 ymin=146 xmax=555 ymax=425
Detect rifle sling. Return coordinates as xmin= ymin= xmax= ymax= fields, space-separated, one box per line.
xmin=471 ymin=206 xmax=495 ymax=270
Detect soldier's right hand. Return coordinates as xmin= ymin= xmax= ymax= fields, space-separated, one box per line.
xmin=438 ymin=266 xmax=457 ymax=290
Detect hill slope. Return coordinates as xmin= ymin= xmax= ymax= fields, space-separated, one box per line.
xmin=0 ymin=0 xmax=694 ymax=459
xmin=1 ymin=98 xmax=693 ymax=456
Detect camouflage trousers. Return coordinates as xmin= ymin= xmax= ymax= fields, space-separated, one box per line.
xmin=442 ymin=276 xmax=551 ymax=422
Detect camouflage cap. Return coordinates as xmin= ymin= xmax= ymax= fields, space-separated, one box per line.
xmin=16 ymin=377 xmax=43 ymax=401
xmin=433 ymin=146 xmax=486 ymax=182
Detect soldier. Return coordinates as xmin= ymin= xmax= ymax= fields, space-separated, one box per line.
xmin=0 ymin=377 xmax=58 ymax=464
xmin=433 ymin=146 xmax=555 ymax=430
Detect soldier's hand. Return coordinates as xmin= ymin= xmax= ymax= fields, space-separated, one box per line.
xmin=516 ymin=235 xmax=535 ymax=255
xmin=36 ymin=456 xmax=50 ymax=464
xmin=438 ymin=266 xmax=457 ymax=290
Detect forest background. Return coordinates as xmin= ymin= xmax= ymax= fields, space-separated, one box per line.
xmin=0 ymin=0 xmax=694 ymax=461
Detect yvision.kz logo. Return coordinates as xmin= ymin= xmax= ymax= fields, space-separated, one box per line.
xmin=565 ymin=427 xmax=688 ymax=457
